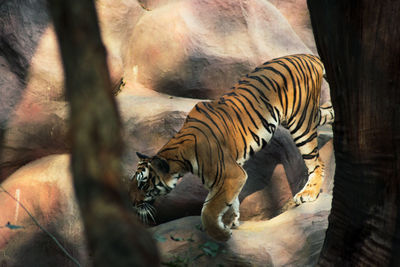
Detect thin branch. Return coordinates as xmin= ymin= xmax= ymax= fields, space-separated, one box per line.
xmin=0 ymin=184 xmax=81 ymax=267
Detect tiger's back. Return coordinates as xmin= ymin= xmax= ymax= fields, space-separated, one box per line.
xmin=158 ymin=54 xmax=327 ymax=185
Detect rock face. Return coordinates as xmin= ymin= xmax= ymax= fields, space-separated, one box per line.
xmin=1 ymin=100 xmax=69 ymax=180
xmin=0 ymin=0 xmax=50 ymax=127
xmin=269 ymin=0 xmax=318 ymax=54
xmin=0 ymin=154 xmax=89 ymax=267
xmin=151 ymin=193 xmax=332 ymax=267
xmin=127 ymin=0 xmax=312 ymax=99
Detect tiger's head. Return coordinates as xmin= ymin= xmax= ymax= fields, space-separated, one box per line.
xmin=129 ymin=152 xmax=183 ymax=223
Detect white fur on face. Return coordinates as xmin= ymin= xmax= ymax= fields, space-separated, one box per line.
xmin=136 ymin=168 xmax=149 ymax=184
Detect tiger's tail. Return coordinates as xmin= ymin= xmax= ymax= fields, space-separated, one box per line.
xmin=318 ymin=101 xmax=335 ymax=126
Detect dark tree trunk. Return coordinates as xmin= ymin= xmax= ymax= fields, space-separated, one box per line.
xmin=307 ymin=1 xmax=400 ymax=266
xmin=46 ymin=0 xmax=160 ymax=266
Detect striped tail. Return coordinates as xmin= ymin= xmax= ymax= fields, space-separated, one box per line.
xmin=318 ymin=101 xmax=335 ymax=126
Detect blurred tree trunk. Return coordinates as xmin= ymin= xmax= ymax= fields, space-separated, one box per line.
xmin=46 ymin=0 xmax=160 ymax=266
xmin=307 ymin=1 xmax=400 ymax=266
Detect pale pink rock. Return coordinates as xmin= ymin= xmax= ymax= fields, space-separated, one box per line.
xmin=126 ymin=0 xmax=312 ymax=99
xmin=269 ymin=0 xmax=317 ymax=54
xmin=0 ymin=154 xmax=89 ymax=266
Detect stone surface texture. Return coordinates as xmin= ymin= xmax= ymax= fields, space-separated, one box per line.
xmin=126 ymin=0 xmax=312 ymax=99
xmin=151 ymin=194 xmax=332 ymax=266
xmin=0 ymin=155 xmax=89 ymax=267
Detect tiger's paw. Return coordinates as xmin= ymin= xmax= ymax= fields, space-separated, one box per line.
xmin=202 ymin=216 xmax=233 ymax=241
xmin=222 ymin=207 xmax=240 ymax=229
xmin=293 ymin=186 xmax=320 ymax=205
xmin=231 ymin=217 xmax=240 ymax=229
xmin=206 ymin=225 xmax=232 ymax=242
xmin=294 ymin=168 xmax=323 ymax=205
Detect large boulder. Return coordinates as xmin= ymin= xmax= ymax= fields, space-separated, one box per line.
xmin=0 ymin=154 xmax=89 ymax=266
xmin=126 ymin=0 xmax=312 ymax=99
xmin=0 ymin=153 xmax=332 ymax=266
xmin=150 ymin=193 xmax=332 ymax=266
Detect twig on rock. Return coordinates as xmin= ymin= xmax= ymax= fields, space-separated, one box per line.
xmin=0 ymin=184 xmax=81 ymax=267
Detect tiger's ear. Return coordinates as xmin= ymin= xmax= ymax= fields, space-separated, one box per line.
xmin=136 ymin=152 xmax=150 ymax=160
xmin=151 ymin=156 xmax=170 ymax=174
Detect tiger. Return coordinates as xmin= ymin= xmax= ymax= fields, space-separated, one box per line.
xmin=129 ymin=54 xmax=335 ymax=241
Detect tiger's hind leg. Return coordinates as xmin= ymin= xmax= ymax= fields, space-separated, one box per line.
xmin=318 ymin=101 xmax=335 ymax=126
xmin=290 ymin=127 xmax=324 ymax=205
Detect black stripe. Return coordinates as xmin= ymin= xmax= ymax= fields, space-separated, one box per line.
xmin=279 ymin=59 xmax=303 ymax=123
xmin=253 ymin=108 xmax=276 ymax=134
xmin=274 ymin=107 xmax=281 ymax=123
xmin=204 ymin=102 xmax=231 ymax=136
xmin=289 ymin=90 xmax=313 ymax=133
xmin=225 ymin=99 xmax=248 ymax=135
xmin=237 ymin=86 xmax=261 ymax=104
xmin=295 ymin=132 xmax=318 ymax=147
xmin=181 ymin=155 xmax=193 ymax=173
xmin=302 ymin=153 xmax=318 ymax=160
xmin=259 ymin=74 xmax=278 ymax=93
xmin=308 ymin=165 xmax=320 ymax=175
xmin=233 ymin=94 xmax=259 ymax=129
xmin=186 ymin=117 xmax=225 ymax=189
xmin=261 ymin=66 xmax=288 ymax=93
xmin=320 ymin=105 xmax=333 ymax=110
xmin=259 ymin=96 xmax=278 ymax=122
xmin=261 ymin=138 xmax=268 ymax=148
xmin=246 ymin=75 xmax=272 ymax=94
xmin=249 ymin=146 xmax=255 ymax=156
xmin=196 ymin=105 xmax=226 ymax=139
xmin=293 ymin=103 xmax=317 ymax=141
xmin=170 ymin=138 xmax=194 ymax=146
xmin=186 ymin=124 xmax=211 ymax=177
xmin=159 ymin=146 xmax=180 ymax=153
xmin=249 ymin=128 xmax=260 ymax=146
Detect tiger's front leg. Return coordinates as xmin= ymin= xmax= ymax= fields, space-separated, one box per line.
xmin=201 ymin=164 xmax=247 ymax=242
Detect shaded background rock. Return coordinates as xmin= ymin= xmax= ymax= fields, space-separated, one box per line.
xmin=127 ymin=0 xmax=313 ymax=99
xmin=0 ymin=0 xmax=49 ymax=129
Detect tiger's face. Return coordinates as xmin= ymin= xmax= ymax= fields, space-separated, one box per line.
xmin=129 ymin=152 xmax=182 ymax=223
